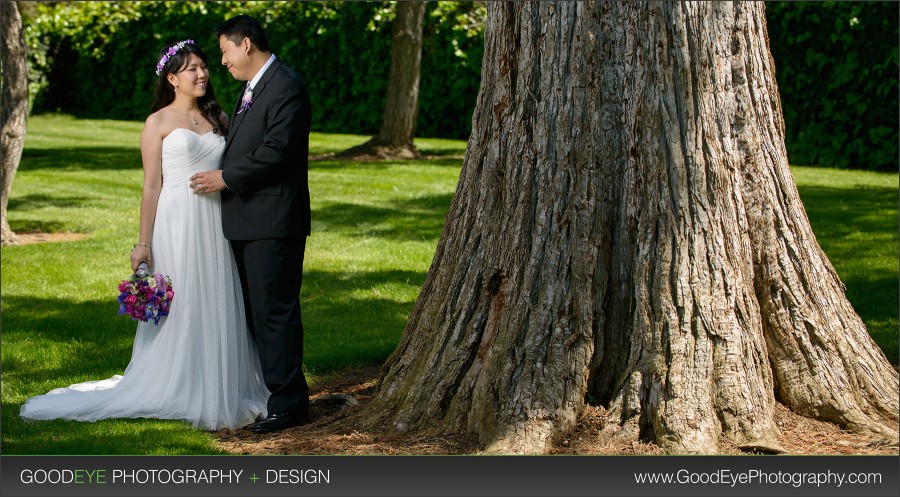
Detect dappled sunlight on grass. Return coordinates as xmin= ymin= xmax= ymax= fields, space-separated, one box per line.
xmin=307 ymin=132 xmax=467 ymax=157
xmin=793 ymin=165 xmax=899 ymax=364
xmin=3 ymin=115 xmax=460 ymax=454
xmin=302 ymin=269 xmax=426 ymax=372
xmin=314 ymin=194 xmax=454 ymax=242
xmin=2 ymin=116 xmax=895 ymax=455
xmin=4 ymin=414 xmax=228 ymax=455
xmin=2 ymin=296 xmax=135 ymax=385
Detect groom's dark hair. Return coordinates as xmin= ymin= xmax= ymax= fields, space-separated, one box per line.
xmin=216 ymin=15 xmax=270 ymax=52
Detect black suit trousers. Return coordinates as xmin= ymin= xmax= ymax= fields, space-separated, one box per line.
xmin=230 ymin=237 xmax=309 ymax=415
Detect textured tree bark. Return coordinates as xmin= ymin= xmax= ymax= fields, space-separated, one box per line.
xmin=364 ymin=1 xmax=899 ymax=454
xmin=1 ymin=0 xmax=28 ymax=246
xmin=339 ymin=1 xmax=424 ymax=160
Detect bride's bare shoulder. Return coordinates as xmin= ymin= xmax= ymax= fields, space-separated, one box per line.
xmin=143 ymin=108 xmax=176 ymax=139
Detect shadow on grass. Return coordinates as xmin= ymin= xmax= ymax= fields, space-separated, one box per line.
xmin=2 ymin=296 xmax=136 ymax=380
xmin=418 ymin=147 xmax=467 ymax=157
xmin=422 ymin=157 xmax=467 ymax=167
xmin=2 ymin=412 xmax=225 ymax=455
xmin=9 ymin=193 xmax=91 ymax=211
xmin=302 ymin=268 xmax=425 ymax=372
xmin=7 ymin=192 xmax=91 ymax=233
xmin=8 ymin=219 xmax=71 ymax=234
xmin=3 ymin=269 xmax=420 ymax=454
xmin=20 ymin=147 xmax=140 ymax=171
xmin=4 ymin=266 xmax=423 ymax=384
xmin=310 ymin=157 xmax=463 ymax=170
xmin=798 ymin=183 xmax=899 ymax=363
xmin=2 ymin=297 xmax=226 ymax=454
xmin=840 ymin=271 xmax=900 ymax=365
xmin=798 ymin=184 xmax=898 ymax=240
xmin=5 ymin=267 xmax=424 ymax=378
xmin=314 ymin=193 xmax=453 ymax=242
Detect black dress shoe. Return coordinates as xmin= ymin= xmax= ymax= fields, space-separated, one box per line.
xmin=250 ymin=411 xmax=309 ymax=433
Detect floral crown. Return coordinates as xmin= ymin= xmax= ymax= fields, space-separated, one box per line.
xmin=155 ymin=39 xmax=195 ymax=76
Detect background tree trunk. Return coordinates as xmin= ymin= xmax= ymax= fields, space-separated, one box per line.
xmin=1 ymin=0 xmax=28 ymax=246
xmin=364 ymin=1 xmax=898 ymax=454
xmin=339 ymin=0 xmax=425 ymax=160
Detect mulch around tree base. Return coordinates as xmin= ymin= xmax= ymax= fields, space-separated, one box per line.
xmin=215 ymin=366 xmax=481 ymax=455
xmin=215 ymin=366 xmax=899 ymax=456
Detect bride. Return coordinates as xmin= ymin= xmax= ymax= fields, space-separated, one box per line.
xmin=20 ymin=40 xmax=269 ymax=430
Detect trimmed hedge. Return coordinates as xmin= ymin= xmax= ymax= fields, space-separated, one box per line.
xmin=24 ymin=2 xmax=898 ymax=168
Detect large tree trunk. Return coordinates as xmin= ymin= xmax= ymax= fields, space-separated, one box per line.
xmin=364 ymin=1 xmax=898 ymax=454
xmin=339 ymin=0 xmax=425 ymax=160
xmin=1 ymin=0 xmax=28 ymax=246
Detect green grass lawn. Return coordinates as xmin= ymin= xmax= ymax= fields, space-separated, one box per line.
xmin=791 ymin=167 xmax=899 ymax=364
xmin=2 ymin=114 xmax=897 ymax=454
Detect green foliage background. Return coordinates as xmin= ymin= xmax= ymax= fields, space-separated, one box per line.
xmin=22 ymin=1 xmax=898 ymax=169
xmin=765 ymin=1 xmax=897 ymax=170
xmin=24 ymin=1 xmax=485 ymax=140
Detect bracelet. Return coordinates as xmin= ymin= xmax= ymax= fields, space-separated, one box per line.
xmin=133 ymin=242 xmax=151 ymax=250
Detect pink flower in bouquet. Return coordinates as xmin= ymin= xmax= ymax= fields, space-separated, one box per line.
xmin=116 ymin=272 xmax=173 ymax=325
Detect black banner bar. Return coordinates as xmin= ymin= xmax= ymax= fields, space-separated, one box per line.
xmin=1 ymin=455 xmax=897 ymax=497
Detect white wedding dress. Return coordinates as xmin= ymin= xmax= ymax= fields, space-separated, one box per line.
xmin=20 ymin=128 xmax=269 ymax=430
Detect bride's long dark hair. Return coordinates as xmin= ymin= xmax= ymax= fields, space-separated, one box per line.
xmin=151 ymin=41 xmax=229 ymax=135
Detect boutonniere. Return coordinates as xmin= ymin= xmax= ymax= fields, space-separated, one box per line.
xmin=237 ymin=88 xmax=253 ymax=115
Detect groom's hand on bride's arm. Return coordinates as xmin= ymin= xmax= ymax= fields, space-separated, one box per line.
xmin=189 ymin=170 xmax=228 ymax=195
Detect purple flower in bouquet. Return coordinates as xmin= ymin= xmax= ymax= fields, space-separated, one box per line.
xmin=117 ymin=272 xmax=173 ymax=325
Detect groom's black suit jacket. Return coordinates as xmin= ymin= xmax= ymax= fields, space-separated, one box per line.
xmin=220 ymin=57 xmax=312 ymax=415
xmin=221 ymin=58 xmax=311 ymax=240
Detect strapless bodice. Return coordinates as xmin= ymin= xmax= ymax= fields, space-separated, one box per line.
xmin=161 ymin=128 xmax=225 ymax=186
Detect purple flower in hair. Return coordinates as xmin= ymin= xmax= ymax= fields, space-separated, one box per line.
xmin=155 ymin=39 xmax=195 ymax=76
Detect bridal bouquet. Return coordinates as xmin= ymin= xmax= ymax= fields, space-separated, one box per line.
xmin=117 ymin=271 xmax=173 ymax=325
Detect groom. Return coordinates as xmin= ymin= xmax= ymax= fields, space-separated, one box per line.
xmin=190 ymin=14 xmax=311 ymax=433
